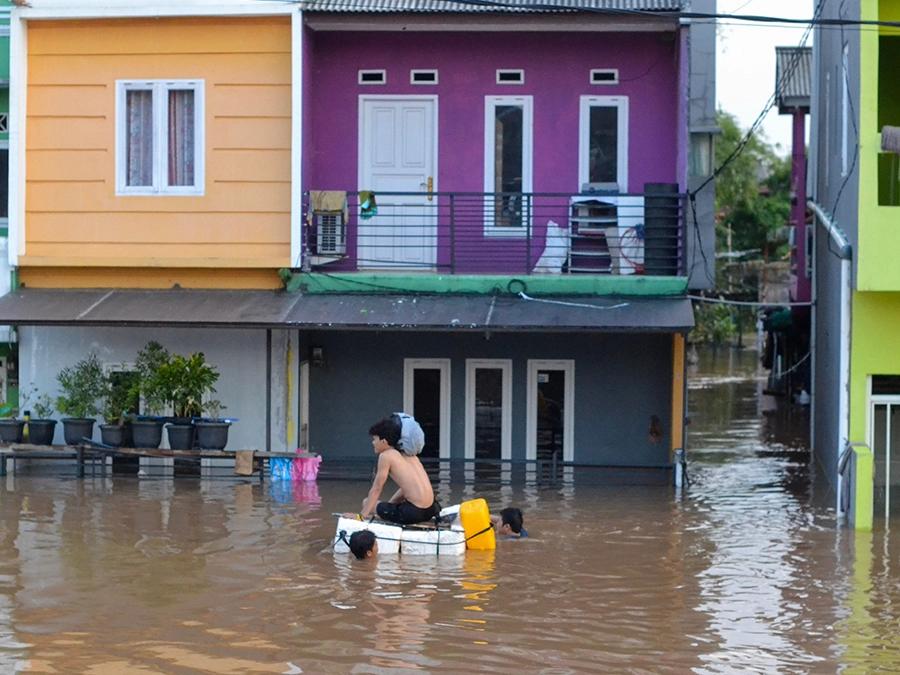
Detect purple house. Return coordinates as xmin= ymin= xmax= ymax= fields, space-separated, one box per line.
xmin=291 ymin=0 xmax=716 ymax=472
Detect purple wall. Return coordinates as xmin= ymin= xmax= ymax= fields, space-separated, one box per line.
xmin=306 ymin=30 xmax=681 ymax=271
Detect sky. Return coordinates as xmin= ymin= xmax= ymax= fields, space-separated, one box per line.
xmin=716 ymin=0 xmax=814 ymax=154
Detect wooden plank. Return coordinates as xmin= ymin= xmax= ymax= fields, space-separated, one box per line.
xmin=209 ymin=116 xmax=292 ymax=151
xmin=28 ymin=84 xmax=110 ymax=117
xmin=23 ymin=242 xmax=291 ymax=262
xmin=27 ymin=212 xmax=290 ymax=244
xmin=18 ymin=267 xmax=285 ymax=290
xmin=25 ymin=180 xmax=292 ymax=213
xmin=28 ymin=17 xmax=291 ymax=56
xmin=29 ymin=53 xmax=291 ymax=87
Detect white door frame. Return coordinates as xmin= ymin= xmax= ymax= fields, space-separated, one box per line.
xmin=403 ymin=358 xmax=451 ymax=459
xmin=526 ymin=359 xmax=575 ymax=462
xmin=869 ymin=387 xmax=900 ymax=520
xmin=465 ymin=358 xmax=512 ymax=461
xmin=358 ymin=94 xmax=439 ymax=268
xmin=578 ymin=95 xmax=629 ymax=192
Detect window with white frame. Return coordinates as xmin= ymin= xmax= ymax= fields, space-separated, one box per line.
xmin=579 ymin=96 xmax=628 ymax=192
xmin=484 ymin=96 xmax=533 ymax=235
xmin=116 ymin=80 xmax=204 ymax=195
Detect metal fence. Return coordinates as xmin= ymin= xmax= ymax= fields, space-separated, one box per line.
xmin=302 ymin=189 xmax=685 ymax=276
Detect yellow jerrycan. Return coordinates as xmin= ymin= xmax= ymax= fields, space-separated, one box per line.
xmin=459 ymin=498 xmax=496 ymax=550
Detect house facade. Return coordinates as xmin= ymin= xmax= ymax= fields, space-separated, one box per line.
xmin=0 ymin=0 xmax=715 ymax=475
xmin=810 ymin=0 xmax=899 ymax=529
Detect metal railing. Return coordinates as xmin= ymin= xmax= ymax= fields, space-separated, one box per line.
xmin=302 ymin=189 xmax=685 ymax=276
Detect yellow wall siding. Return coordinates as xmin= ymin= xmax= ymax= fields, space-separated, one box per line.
xmin=20 ymin=267 xmax=284 ymax=290
xmin=23 ymin=17 xmax=293 ymax=280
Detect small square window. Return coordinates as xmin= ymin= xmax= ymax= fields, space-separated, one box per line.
xmin=590 ymin=69 xmax=619 ymax=85
xmin=496 ymin=69 xmax=524 ymax=85
xmin=358 ymin=70 xmax=386 ymax=85
xmin=116 ymin=80 xmax=204 ymax=196
xmin=411 ymin=69 xmax=438 ymax=85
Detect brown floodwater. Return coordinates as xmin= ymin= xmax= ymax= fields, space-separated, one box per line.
xmin=2 ymin=347 xmax=899 ymax=673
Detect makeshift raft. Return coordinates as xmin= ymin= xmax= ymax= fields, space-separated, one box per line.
xmin=333 ymin=498 xmax=496 ymax=556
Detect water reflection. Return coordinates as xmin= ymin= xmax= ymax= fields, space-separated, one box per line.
xmin=0 ymin=348 xmax=899 ymax=671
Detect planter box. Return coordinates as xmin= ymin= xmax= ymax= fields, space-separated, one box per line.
xmin=131 ymin=419 xmax=163 ymax=449
xmin=27 ymin=419 xmax=57 ymax=445
xmin=62 ymin=418 xmax=95 ymax=446
xmin=0 ymin=419 xmax=25 ymax=444
xmin=100 ymin=424 xmax=125 ymax=448
xmin=166 ymin=423 xmax=194 ymax=450
xmin=195 ymin=421 xmax=231 ymax=450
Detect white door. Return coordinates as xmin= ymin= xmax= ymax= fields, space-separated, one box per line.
xmin=526 ymin=360 xmax=575 ymax=463
xmin=870 ymin=396 xmax=900 ymax=520
xmin=359 ymin=97 xmax=437 ymax=269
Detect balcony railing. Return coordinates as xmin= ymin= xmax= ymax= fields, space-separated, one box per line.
xmin=302 ymin=189 xmax=686 ymax=276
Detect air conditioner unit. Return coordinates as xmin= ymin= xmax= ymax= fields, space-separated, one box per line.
xmin=315 ymin=212 xmax=346 ymax=256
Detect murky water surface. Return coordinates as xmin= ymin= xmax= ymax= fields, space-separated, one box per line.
xmin=2 ymin=348 xmax=899 ymax=673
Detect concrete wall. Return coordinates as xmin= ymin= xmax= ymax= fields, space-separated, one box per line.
xmin=18 ymin=326 xmax=296 ymax=452
xmin=302 ymin=329 xmax=674 ymax=466
xmin=686 ymin=0 xmax=717 ymax=290
xmin=809 ymin=0 xmax=861 ymax=486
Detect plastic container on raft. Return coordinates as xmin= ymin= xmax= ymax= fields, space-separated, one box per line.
xmin=333 ymin=517 xmax=401 ymax=555
xmin=400 ymin=527 xmax=466 ymax=556
xmin=459 ymin=498 xmax=496 ymax=550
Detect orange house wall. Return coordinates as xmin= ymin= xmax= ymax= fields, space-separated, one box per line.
xmin=21 ymin=17 xmax=292 ymax=289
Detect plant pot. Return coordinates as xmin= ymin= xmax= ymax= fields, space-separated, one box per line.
xmin=195 ymin=420 xmax=232 ymax=450
xmin=27 ymin=419 xmax=57 ymax=446
xmin=100 ymin=424 xmax=125 ymax=448
xmin=166 ymin=423 xmax=194 ymax=450
xmin=0 ymin=419 xmax=26 ymax=444
xmin=121 ymin=420 xmax=134 ymax=448
xmin=62 ymin=418 xmax=95 ymax=446
xmin=131 ymin=419 xmax=164 ymax=449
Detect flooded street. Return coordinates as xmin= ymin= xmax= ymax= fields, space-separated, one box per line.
xmin=2 ymin=348 xmax=899 ymax=673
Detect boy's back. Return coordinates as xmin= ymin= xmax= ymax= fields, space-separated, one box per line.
xmin=380 ymin=449 xmax=433 ymax=508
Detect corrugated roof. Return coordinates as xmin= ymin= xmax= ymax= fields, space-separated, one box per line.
xmin=775 ymin=46 xmax=812 ymax=114
xmin=299 ymin=0 xmax=684 ymax=13
xmin=0 ymin=289 xmax=693 ymax=332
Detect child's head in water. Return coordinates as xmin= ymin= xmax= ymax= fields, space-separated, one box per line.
xmin=349 ymin=530 xmax=378 ymax=559
xmin=498 ymin=507 xmax=526 ymax=536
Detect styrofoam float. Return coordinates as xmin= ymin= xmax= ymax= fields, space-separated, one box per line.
xmin=333 ymin=499 xmax=493 ymax=556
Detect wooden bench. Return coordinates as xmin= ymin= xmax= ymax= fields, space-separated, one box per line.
xmin=0 ymin=444 xmax=317 ymax=482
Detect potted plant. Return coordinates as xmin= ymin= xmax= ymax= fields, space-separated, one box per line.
xmin=100 ymin=369 xmax=139 ymax=448
xmin=159 ymin=352 xmax=219 ymax=450
xmin=28 ymin=393 xmax=58 ymax=446
xmin=195 ymin=399 xmax=232 ymax=450
xmin=130 ymin=341 xmax=170 ymax=448
xmin=0 ymin=388 xmax=29 ymax=444
xmin=56 ymin=353 xmax=107 ymax=445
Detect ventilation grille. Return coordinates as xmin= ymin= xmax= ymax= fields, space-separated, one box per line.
xmin=411 ymin=69 xmax=438 ymax=84
xmin=316 ymin=213 xmax=346 ymax=255
xmin=496 ymin=69 xmax=524 ymax=84
xmin=590 ymin=69 xmax=619 ymax=85
xmin=358 ymin=70 xmax=386 ymax=85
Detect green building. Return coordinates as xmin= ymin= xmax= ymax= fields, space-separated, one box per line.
xmin=811 ymin=0 xmax=900 ymax=530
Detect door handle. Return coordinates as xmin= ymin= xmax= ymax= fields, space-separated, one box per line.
xmin=426 ymin=176 xmax=433 ymax=201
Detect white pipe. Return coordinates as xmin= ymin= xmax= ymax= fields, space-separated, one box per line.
xmin=808 ymin=200 xmax=852 ymax=519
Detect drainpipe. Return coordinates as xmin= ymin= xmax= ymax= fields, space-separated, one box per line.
xmin=808 ymin=200 xmax=852 ymax=518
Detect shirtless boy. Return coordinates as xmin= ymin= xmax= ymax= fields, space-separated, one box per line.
xmin=356 ymin=417 xmax=439 ymax=525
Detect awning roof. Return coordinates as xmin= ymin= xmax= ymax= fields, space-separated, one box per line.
xmin=299 ymin=0 xmax=684 ymax=12
xmin=0 ymin=289 xmax=693 ymax=332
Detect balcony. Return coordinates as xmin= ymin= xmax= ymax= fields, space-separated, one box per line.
xmin=301 ymin=189 xmax=686 ymax=278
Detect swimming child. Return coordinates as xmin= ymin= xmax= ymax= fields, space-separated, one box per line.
xmin=491 ymin=507 xmax=528 ymax=537
xmin=348 ymin=530 xmax=378 ymax=560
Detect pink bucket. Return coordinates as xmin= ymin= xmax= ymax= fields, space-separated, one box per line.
xmin=290 ymin=454 xmax=321 ymax=481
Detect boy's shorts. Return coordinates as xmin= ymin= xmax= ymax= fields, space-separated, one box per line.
xmin=376 ymin=499 xmax=439 ymax=525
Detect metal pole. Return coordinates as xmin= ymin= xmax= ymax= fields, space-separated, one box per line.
xmin=266 ymin=329 xmax=272 ymax=454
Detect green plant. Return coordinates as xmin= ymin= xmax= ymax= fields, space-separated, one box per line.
xmin=32 ymin=394 xmax=55 ymax=420
xmin=133 ymin=341 xmax=171 ymax=415
xmin=203 ymin=399 xmax=227 ymax=421
xmin=104 ymin=370 xmax=140 ymax=426
xmin=155 ymin=352 xmax=219 ymax=418
xmin=56 ymin=353 xmax=107 ymax=419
